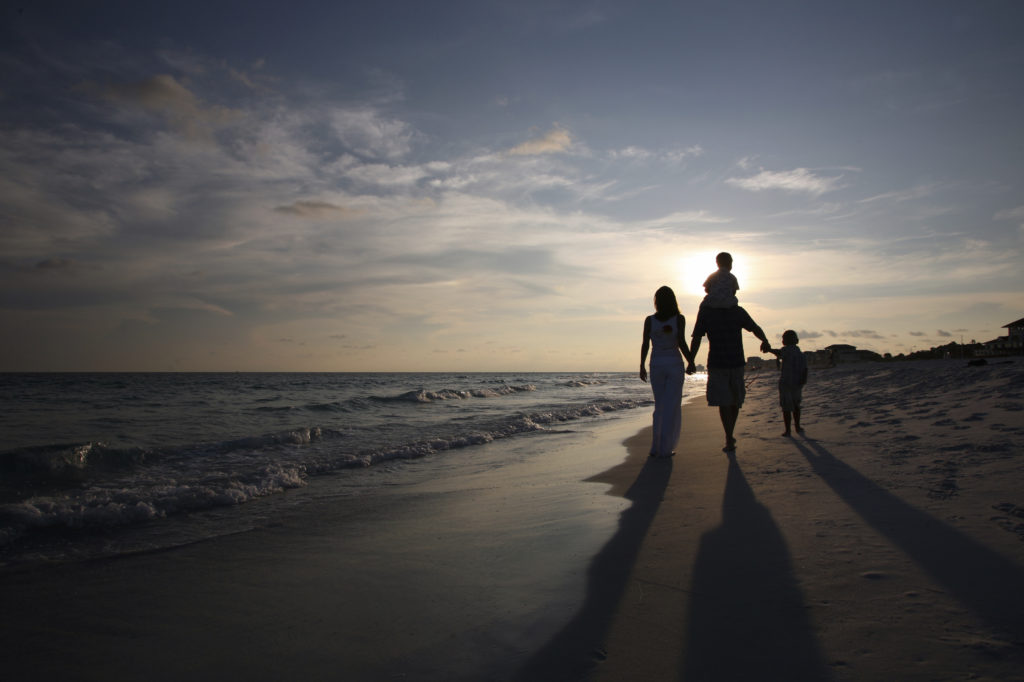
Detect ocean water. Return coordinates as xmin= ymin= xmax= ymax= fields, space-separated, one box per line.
xmin=0 ymin=371 xmax=702 ymax=566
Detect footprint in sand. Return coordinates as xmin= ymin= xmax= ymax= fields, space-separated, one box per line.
xmin=990 ymin=503 xmax=1024 ymax=540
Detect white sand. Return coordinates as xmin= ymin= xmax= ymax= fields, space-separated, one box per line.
xmin=589 ymin=358 xmax=1024 ymax=682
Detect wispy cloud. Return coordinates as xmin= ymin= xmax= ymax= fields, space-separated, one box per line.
xmin=507 ymin=126 xmax=572 ymax=155
xmin=994 ymin=205 xmax=1024 ymax=221
xmin=726 ymin=167 xmax=842 ymax=195
xmin=330 ymin=109 xmax=414 ymax=160
xmin=842 ymin=330 xmax=887 ymax=340
xmin=80 ymin=74 xmax=241 ymax=141
xmin=859 ymin=184 xmax=935 ymax=204
xmin=637 ymin=210 xmax=732 ymax=231
xmin=273 ymin=200 xmax=362 ymax=218
xmin=609 ymin=145 xmax=702 ymax=164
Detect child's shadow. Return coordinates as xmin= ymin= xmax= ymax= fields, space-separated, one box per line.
xmin=793 ymin=437 xmax=1024 ymax=640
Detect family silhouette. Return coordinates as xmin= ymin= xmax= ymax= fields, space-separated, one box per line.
xmin=641 ymin=252 xmax=790 ymax=453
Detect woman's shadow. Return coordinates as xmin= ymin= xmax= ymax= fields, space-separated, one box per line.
xmin=681 ymin=454 xmax=830 ymax=681
xmin=515 ymin=456 xmax=673 ymax=681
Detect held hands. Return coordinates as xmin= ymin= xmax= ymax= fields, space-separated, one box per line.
xmin=686 ymin=362 xmax=697 ymax=375
xmin=760 ymin=340 xmax=772 ymax=353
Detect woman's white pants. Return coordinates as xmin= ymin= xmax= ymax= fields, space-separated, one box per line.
xmin=649 ymin=362 xmax=684 ymax=456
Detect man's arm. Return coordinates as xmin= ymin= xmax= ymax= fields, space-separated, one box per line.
xmin=689 ymin=335 xmax=702 ymax=362
xmin=677 ymin=314 xmax=698 ymax=372
xmin=754 ymin=327 xmax=772 ymax=354
xmin=689 ymin=310 xmax=704 ymax=363
xmin=740 ymin=308 xmax=772 ymax=353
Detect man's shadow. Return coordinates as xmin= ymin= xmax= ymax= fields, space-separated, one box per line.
xmin=793 ymin=437 xmax=1024 ymax=640
xmin=515 ymin=456 xmax=673 ymax=681
xmin=681 ymin=455 xmax=830 ymax=681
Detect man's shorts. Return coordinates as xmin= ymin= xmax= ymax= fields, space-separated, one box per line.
xmin=706 ymin=366 xmax=745 ymax=407
xmin=779 ymin=384 xmax=803 ymax=411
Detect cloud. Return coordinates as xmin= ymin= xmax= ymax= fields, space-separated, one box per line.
xmin=609 ymin=145 xmax=702 ymax=164
xmin=841 ymin=330 xmax=886 ymax=340
xmin=330 ymin=109 xmax=413 ymax=160
xmin=34 ymin=258 xmax=76 ymax=271
xmin=273 ymin=200 xmax=362 ymax=219
xmin=638 ymin=210 xmax=732 ymax=231
xmin=153 ymin=296 xmax=234 ymax=317
xmin=811 ymin=329 xmax=884 ymax=341
xmin=994 ymin=206 xmax=1024 ymax=221
xmin=507 ymin=126 xmax=572 ymax=155
xmin=909 ymin=331 xmax=926 ymax=336
xmin=84 ymin=74 xmax=240 ymax=140
xmin=859 ymin=184 xmax=935 ymax=204
xmin=796 ymin=329 xmax=825 ymax=339
xmin=343 ymin=163 xmax=432 ymax=188
xmin=936 ymin=329 xmax=953 ymax=337
xmin=726 ymin=168 xmax=842 ymax=195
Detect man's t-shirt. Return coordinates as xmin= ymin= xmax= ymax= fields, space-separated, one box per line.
xmin=692 ymin=306 xmax=763 ymax=369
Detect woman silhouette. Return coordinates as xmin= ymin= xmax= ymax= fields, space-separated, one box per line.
xmin=640 ymin=286 xmax=697 ymax=458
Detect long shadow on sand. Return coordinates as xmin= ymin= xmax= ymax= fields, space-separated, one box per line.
xmin=680 ymin=454 xmax=831 ymax=682
xmin=794 ymin=437 xmax=1024 ymax=640
xmin=514 ymin=456 xmax=673 ymax=682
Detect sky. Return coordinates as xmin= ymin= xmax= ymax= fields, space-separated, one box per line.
xmin=1 ymin=0 xmax=1022 ymax=371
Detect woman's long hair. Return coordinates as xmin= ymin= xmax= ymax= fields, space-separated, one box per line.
xmin=653 ymin=285 xmax=681 ymax=320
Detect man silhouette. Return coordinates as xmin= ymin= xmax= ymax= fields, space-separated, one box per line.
xmin=689 ymin=304 xmax=771 ymax=452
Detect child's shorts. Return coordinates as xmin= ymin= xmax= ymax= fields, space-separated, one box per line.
xmin=779 ymin=384 xmax=803 ymax=411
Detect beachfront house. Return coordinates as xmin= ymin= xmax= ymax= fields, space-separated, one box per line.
xmin=746 ymin=356 xmax=775 ymax=371
xmin=747 ymin=343 xmax=883 ymax=372
xmin=825 ymin=344 xmax=883 ymax=365
xmin=977 ymin=317 xmax=1024 ymax=357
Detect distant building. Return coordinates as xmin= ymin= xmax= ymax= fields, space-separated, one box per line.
xmin=806 ymin=349 xmax=833 ymax=368
xmin=824 ymin=343 xmax=882 ymax=365
xmin=746 ymin=356 xmax=776 ymax=372
xmin=978 ymin=317 xmax=1024 ymax=357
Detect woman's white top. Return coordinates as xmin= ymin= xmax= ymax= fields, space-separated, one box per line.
xmin=648 ymin=314 xmax=684 ymax=365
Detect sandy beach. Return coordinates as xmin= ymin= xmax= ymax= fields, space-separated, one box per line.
xmin=4 ymin=359 xmax=1024 ymax=681
xmin=574 ymin=358 xmax=1024 ymax=682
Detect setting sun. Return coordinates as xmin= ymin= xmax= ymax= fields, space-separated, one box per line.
xmin=678 ymin=250 xmax=751 ymax=300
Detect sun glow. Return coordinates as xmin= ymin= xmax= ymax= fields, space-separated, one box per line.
xmin=678 ymin=250 xmax=746 ymax=294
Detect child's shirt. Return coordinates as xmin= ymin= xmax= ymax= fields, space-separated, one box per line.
xmin=702 ymin=269 xmax=739 ymax=309
xmin=776 ymin=345 xmax=807 ymax=386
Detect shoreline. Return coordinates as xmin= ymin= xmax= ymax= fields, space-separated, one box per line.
xmin=1 ymin=410 xmax=649 ymax=682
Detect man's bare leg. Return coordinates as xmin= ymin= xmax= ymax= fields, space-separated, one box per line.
xmin=719 ymin=405 xmax=739 ymax=451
